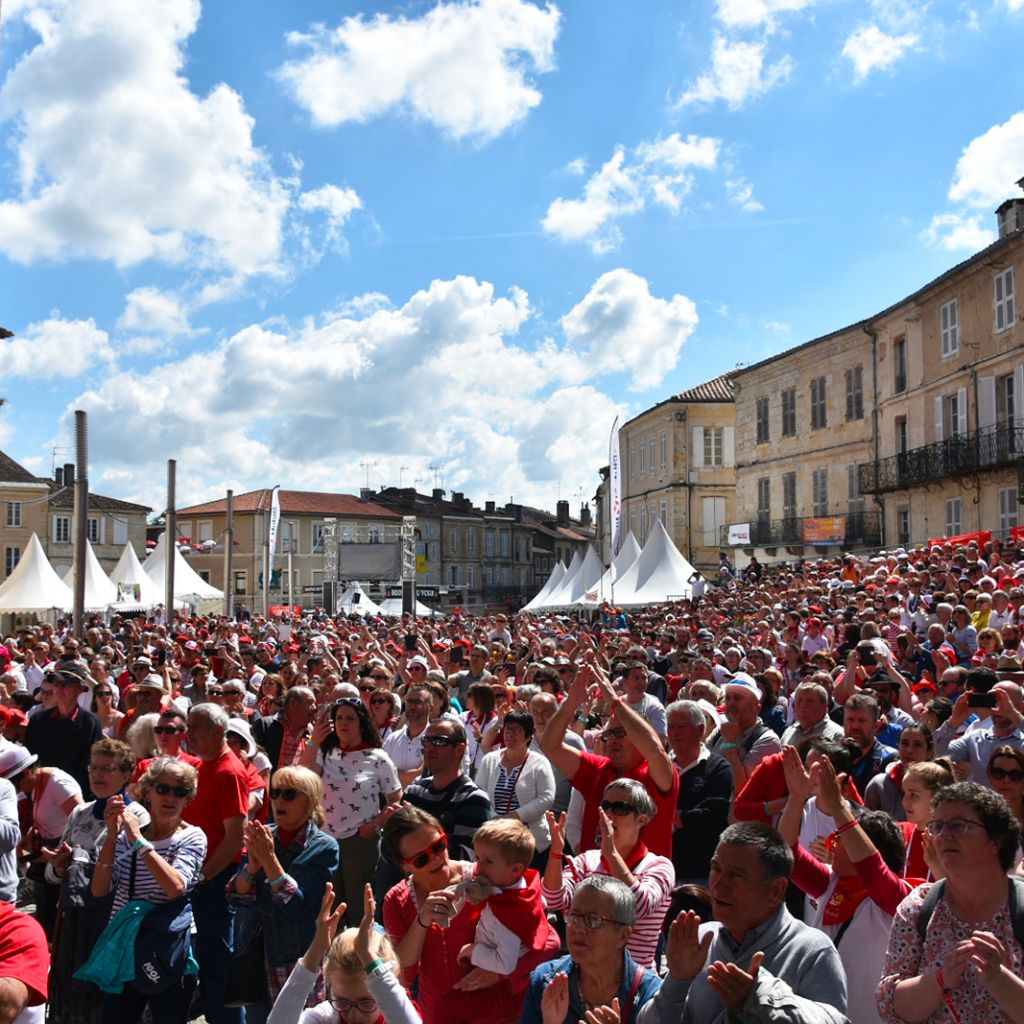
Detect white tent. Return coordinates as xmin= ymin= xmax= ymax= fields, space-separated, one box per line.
xmin=538 ymin=549 xmax=583 ymax=608
xmin=109 ymin=543 xmax=176 ymax=610
xmin=578 ymin=532 xmax=641 ymax=607
xmin=61 ymin=541 xmax=118 ymax=610
xmin=549 ymin=546 xmax=604 ymax=607
xmin=521 ymin=561 xmax=567 ymax=612
xmin=0 ymin=534 xmax=73 ymax=612
xmin=144 ymin=533 xmax=224 ymax=601
xmin=337 ymin=582 xmax=383 ymax=617
xmin=378 ymin=597 xmax=439 ymax=618
xmin=614 ymin=520 xmax=696 ymax=606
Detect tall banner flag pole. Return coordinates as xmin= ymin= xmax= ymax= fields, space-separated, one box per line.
xmin=609 ymin=417 xmax=622 ymax=609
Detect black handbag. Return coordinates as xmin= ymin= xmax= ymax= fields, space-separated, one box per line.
xmin=223 ymin=924 xmax=270 ymax=1007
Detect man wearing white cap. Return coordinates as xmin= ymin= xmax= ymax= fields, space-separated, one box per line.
xmin=706 ymin=673 xmax=781 ymax=788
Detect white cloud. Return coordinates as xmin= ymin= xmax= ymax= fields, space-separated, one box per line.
xmin=560 ymin=269 xmax=699 ymax=392
xmin=726 ymin=176 xmax=764 ymax=212
xmin=922 ymin=212 xmax=996 ymax=252
xmin=296 ymin=184 xmax=364 ymax=258
xmin=676 ymin=35 xmax=793 ymax=110
xmin=714 ymin=0 xmax=819 ymax=29
xmin=1005 ymin=0 xmax=1023 ymax=10
xmin=1 ymin=317 xmax=115 ymax=378
xmin=542 ymin=133 xmax=722 ymax=252
xmin=565 ymin=157 xmax=587 ymax=176
xmin=0 ymin=0 xmax=294 ymax=277
xmin=117 ymin=287 xmax=194 ymax=336
xmin=62 ymin=272 xmax=691 ymax=508
xmin=947 ymin=112 xmax=1024 ymax=208
xmin=276 ymin=0 xmax=560 ymax=143
xmin=842 ymin=24 xmax=918 ymax=82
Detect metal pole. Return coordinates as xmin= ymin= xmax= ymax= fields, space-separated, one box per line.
xmin=72 ymin=411 xmax=88 ymax=639
xmin=262 ymin=508 xmax=270 ymax=617
xmin=165 ymin=460 xmax=176 ymax=625
xmin=224 ymin=490 xmax=234 ymax=619
xmin=287 ymin=548 xmax=293 ymax=609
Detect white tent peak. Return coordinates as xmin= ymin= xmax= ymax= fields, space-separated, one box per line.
xmin=615 ymin=520 xmax=696 ymax=606
xmin=539 ymin=549 xmax=584 ymax=608
xmin=144 ymin=533 xmax=223 ymax=601
xmin=61 ymin=540 xmax=118 ymax=610
xmin=551 ymin=546 xmax=604 ymax=608
xmin=109 ymin=543 xmax=169 ymax=610
xmin=522 ymin=560 xmax=567 ymax=612
xmin=579 ymin=532 xmax=640 ymax=606
xmin=0 ymin=533 xmax=73 ymax=612
xmin=337 ymin=582 xmax=383 ymax=617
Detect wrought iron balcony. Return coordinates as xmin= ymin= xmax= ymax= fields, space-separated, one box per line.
xmin=858 ymin=423 xmax=1024 ymax=494
xmin=720 ymin=510 xmax=881 ymax=548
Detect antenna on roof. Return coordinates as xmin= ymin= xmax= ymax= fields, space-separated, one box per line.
xmin=428 ymin=464 xmax=440 ymax=489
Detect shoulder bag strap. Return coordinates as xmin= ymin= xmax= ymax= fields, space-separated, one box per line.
xmin=619 ymin=964 xmax=646 ymax=1024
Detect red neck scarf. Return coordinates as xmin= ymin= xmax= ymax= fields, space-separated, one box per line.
xmin=822 ymin=874 xmax=870 ymax=926
xmin=887 ymin=761 xmax=906 ymax=788
xmin=600 ymin=841 xmax=648 ymax=875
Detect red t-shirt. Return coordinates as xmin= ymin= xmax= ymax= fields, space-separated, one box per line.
xmin=572 ymin=750 xmax=679 ymax=858
xmin=183 ymin=748 xmax=248 ymax=863
xmin=0 ymin=901 xmax=49 ymax=1006
xmin=132 ymin=751 xmax=203 ymax=782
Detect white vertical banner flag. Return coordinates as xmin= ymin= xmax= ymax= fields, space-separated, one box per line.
xmin=268 ymin=485 xmax=281 ymax=575
xmin=609 ymin=417 xmax=622 ymax=558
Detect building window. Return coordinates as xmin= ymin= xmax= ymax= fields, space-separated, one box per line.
xmin=514 ymin=537 xmax=521 ymax=561
xmin=897 ymin=505 xmax=911 ymax=547
xmin=847 ymin=464 xmax=864 ymax=515
xmin=639 ymin=506 xmax=647 ymax=542
xmin=233 ymin=571 xmax=247 ymax=595
xmin=999 ymin=487 xmax=1019 ymax=534
xmin=996 ymin=372 xmax=1016 ymax=430
xmin=86 ymin=517 xmax=102 ymax=544
xmin=198 ymin=520 xmax=214 ymax=543
xmin=4 ymin=547 xmax=20 ymax=578
xmin=781 ymin=388 xmax=796 ymax=437
xmin=659 ymin=432 xmax=667 ymax=471
xmin=703 ymin=427 xmax=724 ymax=467
xmin=53 ymin=516 xmax=71 ymax=545
xmin=629 ymin=447 xmax=636 ymax=480
xmin=756 ymin=478 xmax=770 ymax=530
xmin=281 ymin=521 xmax=297 ymax=554
xmin=945 ymin=497 xmax=962 ymax=536
xmin=629 ymin=509 xmax=637 ymax=536
xmin=113 ymin=518 xmax=128 ymax=546
xmin=466 ymin=527 xmax=477 ymax=554
xmin=660 ymin=499 xmax=667 ymax=525
xmin=755 ymin=398 xmax=769 ymax=444
xmin=484 ymin=531 xmax=495 ymax=557
xmin=648 ymin=438 xmax=656 ymax=475
xmin=782 ymin=472 xmax=797 ymax=521
xmin=845 ymin=366 xmax=864 ymax=421
xmin=448 ymin=565 xmax=459 ymax=586
xmin=312 ymin=523 xmax=325 ymax=554
xmin=449 ymin=528 xmax=459 ymax=554
xmin=940 ymin=298 xmax=959 ymax=356
xmin=500 ymin=566 xmax=511 ymax=586
xmin=942 ymin=391 xmax=967 ymax=439
xmin=466 ymin=566 xmax=475 ymax=588
xmin=422 ymin=520 xmax=435 ymax=539
xmin=702 ymin=497 xmax=726 ymax=547
xmin=499 ymin=531 xmax=510 ymax=557
xmin=995 ymin=268 xmax=1015 ymax=333
xmin=893 ymin=336 xmax=907 ymax=394
xmin=5 ymin=503 xmax=21 ymax=528
xmin=197 ymin=570 xmax=211 ymax=583
xmin=367 ymin=526 xmax=381 ymax=544
xmin=896 ymin=416 xmax=909 ymax=454
xmin=812 ymin=469 xmax=828 ymax=517
xmin=638 ymin=442 xmax=645 ymax=477
xmin=485 ymin=566 xmax=494 ymax=586
xmin=810 ymin=377 xmax=827 ymax=430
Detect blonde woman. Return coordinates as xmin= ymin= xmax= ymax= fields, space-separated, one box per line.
xmin=228 ymin=766 xmax=340 ymax=1017
xmin=268 ymin=883 xmax=420 ymax=1024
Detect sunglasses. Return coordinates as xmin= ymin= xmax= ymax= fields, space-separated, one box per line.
xmin=207 ymin=688 xmax=224 ymax=696
xmin=270 ymin=787 xmax=299 ymax=801
xmin=358 ymin=685 xmax=376 ymax=694
xmin=94 ymin=690 xmax=113 ymax=698
xmin=370 ymin=697 xmax=391 ymax=706
xmin=422 ymin=735 xmax=459 ymax=748
xmin=402 ymin=834 xmax=447 ymax=869
xmin=153 ymin=782 xmax=192 ymax=798
xmin=154 ymin=726 xmax=185 ymax=735
xmin=989 ymin=766 xmax=1024 ymax=783
xmin=600 ymin=799 xmax=638 ymax=816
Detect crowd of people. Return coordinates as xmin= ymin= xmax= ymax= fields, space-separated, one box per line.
xmin=0 ymin=533 xmax=1023 ymax=1024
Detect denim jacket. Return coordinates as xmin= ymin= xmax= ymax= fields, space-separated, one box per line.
xmin=228 ymin=821 xmax=339 ymax=966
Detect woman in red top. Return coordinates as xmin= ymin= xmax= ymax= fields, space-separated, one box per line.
xmin=898 ymin=758 xmax=953 ymax=881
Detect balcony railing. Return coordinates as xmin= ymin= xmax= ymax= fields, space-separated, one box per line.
xmin=720 ymin=510 xmax=881 ymax=548
xmin=858 ymin=423 xmax=1024 ymax=494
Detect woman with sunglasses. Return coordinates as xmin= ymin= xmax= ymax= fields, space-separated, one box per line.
xmin=87 ymin=756 xmax=207 ymax=1024
xmin=228 ymin=765 xmax=339 ymax=1024
xmin=300 ymin=697 xmax=401 ymax=927
xmin=46 ymin=739 xmax=147 ymax=1024
xmin=92 ymin=682 xmax=124 ymax=739
xmin=988 ymin=746 xmax=1024 ymax=871
xmin=878 ymin=781 xmax=1024 ymax=1024
xmin=542 ymin=779 xmax=674 ymax=969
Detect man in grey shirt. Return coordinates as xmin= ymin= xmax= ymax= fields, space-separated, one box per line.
xmin=639 ymin=821 xmax=848 ymax=1024
xmin=0 ymin=776 xmax=19 ymax=904
xmin=450 ymin=645 xmax=494 ymax=704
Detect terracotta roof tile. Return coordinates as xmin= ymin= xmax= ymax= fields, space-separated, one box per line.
xmin=672 ymin=373 xmax=735 ymax=403
xmin=0 ymin=450 xmax=42 ymax=485
xmin=47 ymin=485 xmax=151 ymax=513
xmin=177 ymin=488 xmax=400 ymax=519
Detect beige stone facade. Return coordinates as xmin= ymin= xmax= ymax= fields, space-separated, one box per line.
xmin=617 ymin=374 xmax=735 ymax=570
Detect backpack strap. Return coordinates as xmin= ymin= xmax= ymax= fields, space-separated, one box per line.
xmin=741 ymin=722 xmax=770 ymax=757
xmin=619 ymin=963 xmax=646 ymax=1024
xmin=915 ymin=880 xmax=945 ymax=943
xmin=918 ymin=878 xmax=1024 ymax=948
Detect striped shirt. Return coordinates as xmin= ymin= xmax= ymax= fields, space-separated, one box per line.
xmin=107 ymin=824 xmax=207 ymax=915
xmin=404 ymin=774 xmax=495 ymax=861
xmin=541 ymin=848 xmax=675 ymax=968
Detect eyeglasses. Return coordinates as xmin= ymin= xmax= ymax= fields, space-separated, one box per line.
xmin=924 ymin=817 xmax=987 ymax=838
xmin=152 ymin=782 xmax=192 ymax=798
xmin=422 ymin=734 xmax=459 ymax=748
xmin=94 ymin=690 xmax=113 ymax=698
xmin=358 ymin=685 xmax=376 ymax=694
xmin=270 ymin=787 xmax=299 ymax=801
xmin=154 ymin=726 xmax=185 ymax=735
xmin=600 ymin=799 xmax=638 ymax=817
xmin=370 ymin=697 xmax=391 ymax=706
xmin=566 ymin=910 xmax=627 ymax=931
xmin=38 ymin=689 xmax=55 ymax=698
xmin=330 ymin=997 xmax=377 ymax=1014
xmin=207 ymin=688 xmax=224 ymax=696
xmin=989 ymin=766 xmax=1024 ymax=783
xmin=600 ymin=727 xmax=627 ymax=741
xmin=88 ymin=764 xmax=123 ymax=774
xmin=401 ymin=834 xmax=447 ymax=868
xmin=408 ymin=665 xmax=427 ymax=672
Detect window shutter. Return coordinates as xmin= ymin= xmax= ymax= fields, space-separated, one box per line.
xmin=1016 ymin=365 xmax=1024 ymax=428
xmin=723 ymin=426 xmax=735 ymax=467
xmin=957 ymin=387 xmax=967 ymax=436
xmin=692 ymin=427 xmax=704 ymax=468
xmin=996 ymin=275 xmax=1005 ymax=332
xmin=978 ymin=376 xmax=996 ymax=432
xmin=1009 ymin=270 xmax=1017 ymax=325
xmin=934 ymin=396 xmax=943 ymax=442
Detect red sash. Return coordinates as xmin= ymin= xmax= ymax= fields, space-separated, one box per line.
xmin=822 ymin=874 xmax=870 ymax=927
xmin=600 ymin=841 xmax=648 ymax=875
xmin=483 ymin=869 xmax=555 ymax=953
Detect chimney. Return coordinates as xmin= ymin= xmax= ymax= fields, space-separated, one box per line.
xmin=360 ymin=487 xmax=372 ymax=501
xmin=997 ymin=195 xmax=1024 ymax=239
xmin=432 ymin=488 xmax=445 ymax=500
xmin=485 ymin=500 xmax=495 ymax=513
xmin=55 ymin=467 xmax=63 ymax=486
xmin=556 ymin=500 xmax=569 ymax=526
xmin=580 ymin=503 xmax=592 ymax=527
xmin=63 ymin=463 xmax=74 ymax=487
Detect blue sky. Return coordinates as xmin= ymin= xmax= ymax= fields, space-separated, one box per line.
xmin=1 ymin=0 xmax=1023 ymax=515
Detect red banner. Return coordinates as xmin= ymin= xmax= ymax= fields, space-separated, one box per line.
xmin=926 ymin=530 xmax=992 ymax=549
xmin=269 ymin=605 xmax=302 ymax=617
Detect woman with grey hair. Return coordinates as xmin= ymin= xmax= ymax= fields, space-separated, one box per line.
xmin=543 ymin=778 xmax=675 ymax=968
xmin=521 ymin=875 xmax=662 ymax=1024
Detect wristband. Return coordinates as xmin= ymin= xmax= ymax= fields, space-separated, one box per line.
xmin=416 ymin=913 xmax=430 ymax=928
xmin=936 ymin=968 xmax=948 ymax=991
xmin=763 ymin=801 xmax=772 ymax=817
xmin=719 ymin=741 xmax=737 ymax=751
xmin=132 ymin=838 xmax=154 ymax=855
xmin=834 ymin=818 xmax=858 ymax=840
xmin=267 ymin=873 xmax=288 ymax=888
xmin=364 ymin=958 xmax=384 ymax=976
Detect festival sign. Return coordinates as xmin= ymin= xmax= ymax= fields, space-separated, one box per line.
xmin=801 ymin=517 xmax=846 ymax=545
